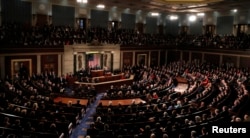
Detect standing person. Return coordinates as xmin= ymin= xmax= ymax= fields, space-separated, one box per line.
xmin=19 ymin=62 xmax=28 ymax=79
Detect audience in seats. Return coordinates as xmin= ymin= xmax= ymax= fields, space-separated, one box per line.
xmin=89 ymin=60 xmax=250 ymax=138
xmin=0 ymin=59 xmax=249 ymax=137
xmin=1 ymin=23 xmax=250 ymax=49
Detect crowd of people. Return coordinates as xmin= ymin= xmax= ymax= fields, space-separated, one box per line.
xmin=86 ymin=61 xmax=250 ymax=138
xmin=0 ymin=69 xmax=93 ymax=137
xmin=0 ymin=60 xmax=249 ymax=137
xmin=1 ymin=22 xmax=250 ymax=138
xmin=1 ymin=23 xmax=250 ymax=49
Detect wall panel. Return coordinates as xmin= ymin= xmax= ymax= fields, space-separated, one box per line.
xmin=222 ymin=55 xmax=237 ymax=67
xmin=5 ymin=55 xmax=37 ymax=78
xmin=123 ymin=52 xmax=133 ymax=66
xmin=2 ymin=0 xmax=32 ymax=25
xmin=239 ymin=57 xmax=250 ymax=68
xmin=150 ymin=51 xmax=158 ymax=67
xmin=189 ymin=20 xmax=203 ymax=35
xmin=182 ymin=51 xmax=189 ymax=62
xmin=216 ymin=16 xmax=234 ymax=35
xmin=90 ymin=10 xmax=109 ymax=28
xmin=121 ymin=13 xmax=136 ymax=29
xmin=167 ymin=51 xmax=180 ymax=64
xmin=160 ymin=51 xmax=166 ymax=65
xmin=135 ymin=52 xmax=149 ymax=66
xmin=191 ymin=52 xmax=202 ymax=62
xmin=204 ymin=54 xmax=220 ymax=65
xmin=41 ymin=54 xmax=58 ymax=74
xmin=145 ymin=17 xmax=158 ymax=34
xmin=165 ymin=20 xmax=179 ymax=35
xmin=52 ymin=5 xmax=75 ymax=26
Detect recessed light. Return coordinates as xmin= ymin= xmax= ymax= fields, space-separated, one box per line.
xmin=151 ymin=12 xmax=159 ymax=16
xmin=189 ymin=15 xmax=197 ymax=22
xmin=97 ymin=4 xmax=105 ymax=9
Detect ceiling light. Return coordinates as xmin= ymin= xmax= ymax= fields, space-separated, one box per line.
xmin=77 ymin=0 xmax=88 ymax=3
xmin=232 ymin=9 xmax=237 ymax=13
xmin=197 ymin=13 xmax=205 ymax=16
xmin=189 ymin=15 xmax=197 ymax=22
xmin=189 ymin=9 xmax=199 ymax=12
xmin=169 ymin=15 xmax=178 ymax=20
xmin=151 ymin=12 xmax=159 ymax=16
xmin=97 ymin=4 xmax=105 ymax=9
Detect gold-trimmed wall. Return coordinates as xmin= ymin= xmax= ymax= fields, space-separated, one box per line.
xmin=63 ymin=44 xmax=120 ymax=75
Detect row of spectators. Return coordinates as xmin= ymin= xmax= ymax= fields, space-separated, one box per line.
xmin=0 ymin=59 xmax=249 ymax=138
xmin=85 ymin=60 xmax=250 ymax=138
xmin=0 ymin=70 xmax=92 ymax=137
xmin=1 ymin=23 xmax=250 ymax=49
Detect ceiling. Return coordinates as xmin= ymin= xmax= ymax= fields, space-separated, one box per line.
xmin=73 ymin=0 xmax=250 ymax=13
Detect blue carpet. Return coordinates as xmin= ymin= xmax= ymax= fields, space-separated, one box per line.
xmin=70 ymin=93 xmax=104 ymax=138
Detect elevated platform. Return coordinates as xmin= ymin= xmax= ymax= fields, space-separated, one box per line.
xmin=75 ymin=75 xmax=134 ymax=92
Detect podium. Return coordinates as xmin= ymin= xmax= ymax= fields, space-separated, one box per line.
xmin=90 ymin=70 xmax=104 ymax=77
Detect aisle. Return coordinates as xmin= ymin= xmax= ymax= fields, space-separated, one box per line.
xmin=70 ymin=93 xmax=104 ymax=138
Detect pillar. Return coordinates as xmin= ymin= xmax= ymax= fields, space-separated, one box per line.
xmin=73 ymin=52 xmax=77 ymax=74
xmin=58 ymin=54 xmax=62 ymax=76
xmin=236 ymin=56 xmax=240 ymax=68
xmin=188 ymin=52 xmax=192 ymax=63
xmin=111 ymin=52 xmax=114 ymax=72
xmin=158 ymin=50 xmax=160 ymax=65
xmin=0 ymin=56 xmax=5 ymax=79
xmin=180 ymin=51 xmax=183 ymax=61
xmin=132 ymin=51 xmax=135 ymax=66
xmin=219 ymin=55 xmax=223 ymax=66
xmin=37 ymin=54 xmax=41 ymax=74
xmin=201 ymin=53 xmax=204 ymax=63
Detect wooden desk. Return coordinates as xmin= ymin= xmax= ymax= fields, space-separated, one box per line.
xmin=75 ymin=75 xmax=134 ymax=92
xmin=91 ymin=70 xmax=104 ymax=77
xmin=91 ymin=74 xmax=123 ymax=83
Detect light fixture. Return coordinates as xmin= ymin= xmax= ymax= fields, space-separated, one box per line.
xmin=189 ymin=15 xmax=197 ymax=22
xmin=232 ymin=9 xmax=237 ymax=13
xmin=97 ymin=4 xmax=105 ymax=9
xmin=77 ymin=0 xmax=88 ymax=3
xmin=197 ymin=13 xmax=205 ymax=16
xmin=151 ymin=12 xmax=159 ymax=16
xmin=169 ymin=15 xmax=178 ymax=20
